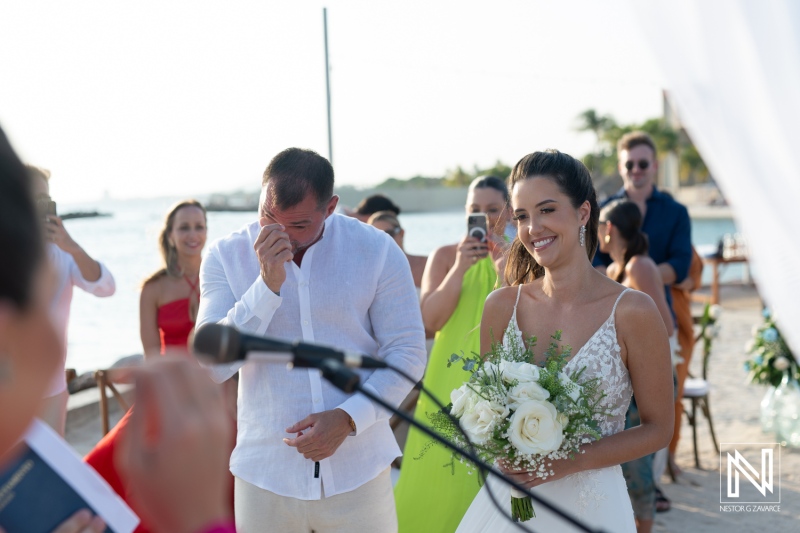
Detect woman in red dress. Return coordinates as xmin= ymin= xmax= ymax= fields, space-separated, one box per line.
xmin=85 ymin=200 xmax=234 ymax=532
xmin=138 ymin=199 xmax=207 ymax=358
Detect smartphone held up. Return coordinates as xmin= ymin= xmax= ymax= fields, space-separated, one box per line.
xmin=466 ymin=213 xmax=488 ymax=242
xmin=37 ymin=197 xmax=57 ymax=221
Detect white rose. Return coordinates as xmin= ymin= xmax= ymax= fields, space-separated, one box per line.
xmin=507 ymin=400 xmax=565 ymax=455
xmin=507 ymin=381 xmax=550 ymax=409
xmin=774 ymin=356 xmax=791 ymax=371
xmin=709 ymin=304 xmax=722 ymax=320
xmin=559 ymin=373 xmax=583 ymax=402
xmin=450 ymin=384 xmax=481 ymax=418
xmin=744 ymin=340 xmax=755 ymax=353
xmin=459 ymin=399 xmax=509 ymax=445
xmin=499 ymin=361 xmax=540 ymax=383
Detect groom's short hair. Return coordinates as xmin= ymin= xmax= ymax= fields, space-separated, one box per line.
xmin=262 ymin=148 xmax=334 ymax=210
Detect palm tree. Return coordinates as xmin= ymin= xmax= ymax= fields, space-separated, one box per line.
xmin=576 ymin=109 xmax=616 ymax=149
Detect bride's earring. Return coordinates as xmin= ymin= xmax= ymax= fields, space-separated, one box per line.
xmin=579 ymin=225 xmax=586 ymax=247
xmin=604 ymin=234 xmax=611 ymax=244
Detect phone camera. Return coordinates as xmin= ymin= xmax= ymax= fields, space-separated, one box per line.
xmin=469 ymin=227 xmax=487 ymax=240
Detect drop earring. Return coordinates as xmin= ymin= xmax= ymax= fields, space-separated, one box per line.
xmin=604 ymin=234 xmax=611 ymax=244
xmin=579 ymin=225 xmax=586 ymax=247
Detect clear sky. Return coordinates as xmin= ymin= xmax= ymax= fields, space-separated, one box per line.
xmin=0 ymin=0 xmax=663 ymax=203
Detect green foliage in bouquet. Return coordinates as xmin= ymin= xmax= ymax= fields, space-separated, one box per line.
xmin=745 ymin=308 xmax=798 ymax=388
xmin=419 ymin=330 xmax=609 ymax=522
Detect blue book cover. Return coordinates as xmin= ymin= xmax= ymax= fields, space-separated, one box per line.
xmin=0 ymin=421 xmax=138 ymax=533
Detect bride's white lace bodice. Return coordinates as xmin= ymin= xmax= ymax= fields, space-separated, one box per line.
xmin=503 ymin=287 xmax=634 ymax=437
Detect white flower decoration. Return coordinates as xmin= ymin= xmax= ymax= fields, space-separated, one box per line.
xmin=499 ymin=361 xmax=540 ymax=384
xmin=507 ymin=400 xmax=565 ymax=455
xmin=507 ymin=381 xmax=550 ymax=409
xmin=459 ymin=399 xmax=509 ymax=445
xmin=450 ymin=384 xmax=481 ymax=419
xmin=774 ymin=356 xmax=791 ymax=371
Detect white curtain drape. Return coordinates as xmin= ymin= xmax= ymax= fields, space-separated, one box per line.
xmin=631 ymin=0 xmax=800 ymax=353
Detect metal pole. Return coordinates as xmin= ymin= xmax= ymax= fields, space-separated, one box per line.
xmin=323 ymin=7 xmax=333 ymax=165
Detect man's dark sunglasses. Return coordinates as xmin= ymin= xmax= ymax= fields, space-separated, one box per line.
xmin=624 ymin=160 xmax=650 ymax=171
xmin=384 ymin=227 xmax=401 ymax=236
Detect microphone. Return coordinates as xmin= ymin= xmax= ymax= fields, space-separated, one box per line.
xmin=193 ymin=323 xmax=388 ymax=369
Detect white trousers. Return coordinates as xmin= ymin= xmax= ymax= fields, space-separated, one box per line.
xmin=234 ymin=468 xmax=397 ymax=533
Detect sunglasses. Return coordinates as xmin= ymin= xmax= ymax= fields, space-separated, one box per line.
xmin=383 ymin=227 xmax=401 ymax=236
xmin=624 ymin=160 xmax=650 ymax=171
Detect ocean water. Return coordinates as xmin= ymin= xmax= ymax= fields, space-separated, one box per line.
xmin=60 ymin=197 xmax=741 ymax=373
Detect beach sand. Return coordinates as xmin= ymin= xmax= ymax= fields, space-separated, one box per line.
xmin=655 ymin=285 xmax=799 ymax=531
xmin=65 ymin=284 xmax=798 ymax=531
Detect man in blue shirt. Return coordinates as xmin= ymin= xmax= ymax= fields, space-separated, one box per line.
xmin=594 ymin=131 xmax=692 ymax=533
xmin=593 ymin=132 xmax=692 ymax=307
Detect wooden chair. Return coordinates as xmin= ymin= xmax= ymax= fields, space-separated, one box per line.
xmin=94 ymin=369 xmax=130 ymax=436
xmin=682 ymin=311 xmax=720 ymax=469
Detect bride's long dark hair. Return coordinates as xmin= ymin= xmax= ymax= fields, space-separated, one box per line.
xmin=504 ymin=150 xmax=599 ymax=286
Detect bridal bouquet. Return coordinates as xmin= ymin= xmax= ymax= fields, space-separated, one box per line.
xmin=426 ymin=331 xmax=607 ymax=522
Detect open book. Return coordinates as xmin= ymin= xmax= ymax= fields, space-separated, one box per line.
xmin=0 ymin=420 xmax=139 ymax=533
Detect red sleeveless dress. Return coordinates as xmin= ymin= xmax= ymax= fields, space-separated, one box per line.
xmin=84 ymin=298 xmax=196 ymax=532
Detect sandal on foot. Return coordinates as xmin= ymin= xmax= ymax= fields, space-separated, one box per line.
xmin=655 ymin=488 xmax=671 ymax=513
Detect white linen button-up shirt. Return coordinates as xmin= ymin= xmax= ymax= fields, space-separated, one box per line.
xmin=196 ymin=213 xmax=427 ymax=499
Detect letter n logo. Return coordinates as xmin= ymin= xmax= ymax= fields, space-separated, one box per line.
xmin=727 ymin=449 xmax=773 ymax=497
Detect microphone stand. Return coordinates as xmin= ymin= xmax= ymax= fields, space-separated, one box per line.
xmin=318 ymin=359 xmax=608 ymax=533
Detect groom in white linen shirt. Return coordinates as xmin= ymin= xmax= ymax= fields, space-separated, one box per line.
xmin=196 ymin=147 xmax=426 ymax=533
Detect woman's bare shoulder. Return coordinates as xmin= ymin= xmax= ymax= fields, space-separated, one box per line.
xmin=625 ymin=255 xmax=659 ymax=279
xmin=484 ymin=284 xmax=522 ymax=310
xmin=615 ymin=288 xmax=661 ymax=327
xmin=142 ymin=274 xmax=164 ymax=294
xmin=430 ymin=243 xmax=458 ymax=261
xmin=481 ymin=286 xmax=521 ymax=344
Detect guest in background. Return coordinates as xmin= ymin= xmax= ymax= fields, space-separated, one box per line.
xmin=85 ymin=200 xmax=235 ymax=533
xmin=593 ymin=132 xmax=692 ymax=297
xmin=598 ymin=199 xmax=674 ymax=337
xmin=26 ymin=165 xmax=116 ymax=437
xmin=393 ymin=175 xmax=510 ymax=533
xmin=368 ymin=210 xmax=427 ymax=288
xmin=140 ymin=200 xmax=207 ymax=357
xmin=367 ymin=212 xmax=431 ymax=463
xmin=0 ymin=127 xmax=233 ymax=533
xmin=351 ymin=193 xmax=401 ymax=222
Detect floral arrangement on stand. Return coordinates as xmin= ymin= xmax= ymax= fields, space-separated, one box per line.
xmin=695 ymin=302 xmax=722 ymax=361
xmin=745 ymin=308 xmax=800 ymax=446
xmin=744 ymin=308 xmax=798 ymax=387
xmin=422 ymin=331 xmax=607 ymax=522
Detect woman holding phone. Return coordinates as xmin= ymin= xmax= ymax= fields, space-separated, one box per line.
xmin=394 ymin=175 xmax=511 ymax=533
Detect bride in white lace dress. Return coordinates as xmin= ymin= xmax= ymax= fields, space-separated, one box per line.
xmin=456 ymin=150 xmax=674 ymax=533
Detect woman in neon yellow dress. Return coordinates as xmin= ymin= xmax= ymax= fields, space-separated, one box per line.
xmin=394 ymin=176 xmax=511 ymax=533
